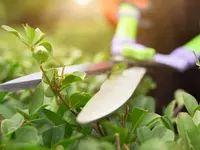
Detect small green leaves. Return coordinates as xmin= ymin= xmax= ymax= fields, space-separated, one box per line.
xmin=130 ymin=107 xmax=147 ymax=133
xmin=39 ymin=42 xmax=53 ymax=54
xmin=151 ymin=125 xmax=175 ymax=142
xmin=62 ymin=71 xmax=86 ymax=89
xmin=53 ymin=133 xmax=83 ymax=148
xmin=2 ymin=25 xmax=28 ymax=46
xmin=2 ymin=24 xmax=52 ymax=65
xmin=193 ymin=110 xmax=200 ymax=126
xmin=23 ymin=24 xmax=36 ymax=45
xmin=137 ymin=126 xmax=152 ymax=143
xmin=29 ymin=83 xmax=45 ymax=115
xmin=1 ymin=119 xmax=16 ymax=135
xmin=164 ymin=100 xmax=176 ymax=118
xmin=177 ymin=113 xmax=200 ymax=150
xmin=101 ymin=122 xmax=128 ymax=145
xmin=177 ymin=91 xmax=198 ymax=116
xmin=44 ymin=86 xmax=55 ymax=97
xmin=42 ymin=109 xmax=73 ymax=136
xmin=131 ymin=96 xmax=155 ymax=112
xmin=42 ymin=124 xmax=65 ymax=148
xmin=0 ymin=92 xmax=8 ymax=102
xmin=32 ymin=46 xmax=51 ymax=64
xmin=32 ymin=28 xmax=45 ymax=46
xmin=15 ymin=126 xmax=38 ymax=144
xmin=69 ymin=92 xmax=92 ymax=109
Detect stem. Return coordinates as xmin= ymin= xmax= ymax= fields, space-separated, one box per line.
xmin=124 ymin=144 xmax=130 ymax=150
xmin=115 ymin=133 xmax=121 ymax=150
xmin=40 ymin=65 xmax=70 ymax=109
xmin=20 ymin=120 xmax=27 ymax=127
xmin=173 ymin=106 xmax=184 ymax=117
xmin=122 ymin=105 xmax=129 ymax=128
xmin=92 ymin=123 xmax=105 ymax=137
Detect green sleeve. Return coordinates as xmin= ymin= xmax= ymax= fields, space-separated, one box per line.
xmin=115 ymin=3 xmax=139 ymax=39
xmin=184 ymin=34 xmax=200 ymax=53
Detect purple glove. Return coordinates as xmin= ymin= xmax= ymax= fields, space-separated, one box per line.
xmin=154 ymin=47 xmax=198 ymax=72
xmin=111 ymin=36 xmax=145 ymax=55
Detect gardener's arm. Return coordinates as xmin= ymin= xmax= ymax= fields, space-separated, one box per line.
xmin=111 ymin=2 xmax=156 ymax=60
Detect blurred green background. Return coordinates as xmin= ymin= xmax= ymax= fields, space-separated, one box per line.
xmin=0 ymin=0 xmax=114 ymax=82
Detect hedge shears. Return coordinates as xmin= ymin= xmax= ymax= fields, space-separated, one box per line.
xmin=0 ymin=54 xmax=180 ymax=124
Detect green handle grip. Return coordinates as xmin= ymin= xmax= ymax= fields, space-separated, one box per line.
xmin=184 ymin=34 xmax=200 ymax=54
xmin=121 ymin=44 xmax=156 ymax=60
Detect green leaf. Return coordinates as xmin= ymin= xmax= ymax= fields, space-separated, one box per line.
xmin=137 ymin=126 xmax=152 ymax=143
xmin=53 ymin=133 xmax=83 ymax=148
xmin=77 ymin=137 xmax=115 ymax=150
xmin=151 ymin=125 xmax=175 ymax=142
xmin=175 ymin=90 xmax=185 ymax=107
xmin=161 ymin=116 xmax=174 ymax=131
xmin=131 ymin=96 xmax=155 ymax=112
xmin=62 ymin=71 xmax=86 ymax=89
xmin=193 ymin=110 xmax=200 ymax=126
xmin=32 ymin=28 xmax=45 ymax=46
xmin=10 ymin=113 xmax=24 ymax=128
xmin=140 ymin=113 xmax=161 ymax=128
xmin=29 ymin=83 xmax=44 ymax=115
xmin=44 ymin=86 xmax=55 ymax=97
xmin=23 ymin=24 xmax=35 ymax=45
xmin=63 ymin=111 xmax=77 ymax=125
xmin=39 ymin=42 xmax=53 ymax=54
xmin=178 ymin=91 xmax=198 ymax=116
xmin=69 ymin=92 xmax=92 ymax=109
xmin=139 ymin=138 xmax=169 ymax=150
xmin=42 ymin=124 xmax=65 ymax=148
xmin=130 ymin=107 xmax=147 ymax=133
xmin=1 ymin=119 xmax=16 ymax=135
xmin=15 ymin=126 xmax=38 ymax=144
xmin=177 ymin=113 xmax=200 ymax=150
xmin=42 ymin=109 xmax=72 ymax=136
xmin=164 ymin=100 xmax=176 ymax=118
xmin=2 ymin=25 xmax=29 ymax=46
xmin=30 ymin=118 xmax=53 ymax=134
xmin=15 ymin=107 xmax=30 ymax=119
xmin=101 ymin=122 xmax=128 ymax=145
xmin=0 ymin=92 xmax=8 ymax=102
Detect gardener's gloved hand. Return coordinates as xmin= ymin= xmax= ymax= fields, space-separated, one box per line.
xmin=111 ymin=2 xmax=156 ymax=61
xmin=111 ymin=36 xmax=156 ymax=60
xmin=154 ymin=47 xmax=198 ymax=72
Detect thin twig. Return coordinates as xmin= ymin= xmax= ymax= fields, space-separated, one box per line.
xmin=53 ymin=68 xmax=60 ymax=105
xmin=53 ymin=68 xmax=57 ymax=89
xmin=173 ymin=106 xmax=184 ymax=117
xmin=115 ymin=133 xmax=121 ymax=150
xmin=57 ymin=65 xmax=65 ymax=105
xmin=40 ymin=65 xmax=70 ymax=109
xmin=20 ymin=120 xmax=27 ymax=128
xmin=92 ymin=123 xmax=105 ymax=137
xmin=40 ymin=65 xmax=78 ymax=115
xmin=124 ymin=144 xmax=130 ymax=150
xmin=122 ymin=105 xmax=129 ymax=128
